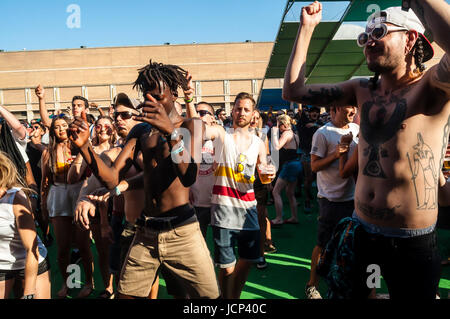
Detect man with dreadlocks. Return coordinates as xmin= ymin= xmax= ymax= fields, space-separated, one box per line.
xmin=283 ymin=1 xmax=449 ymax=299
xmin=69 ymin=60 xmax=220 ymax=299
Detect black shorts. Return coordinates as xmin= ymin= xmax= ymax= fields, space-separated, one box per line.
xmin=352 ymin=229 xmax=441 ymax=299
xmin=0 ymin=258 xmax=50 ymax=281
xmin=317 ymin=198 xmax=354 ymax=248
xmin=254 ymin=179 xmax=268 ymax=206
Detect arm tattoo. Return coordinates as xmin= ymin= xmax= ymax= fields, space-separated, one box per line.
xmin=300 ymin=86 xmax=343 ymax=106
xmin=356 ymin=199 xmax=398 ymax=221
xmin=406 ymin=133 xmax=438 ymax=210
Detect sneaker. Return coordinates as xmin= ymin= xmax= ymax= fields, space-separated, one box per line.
xmin=305 ymin=285 xmax=322 ymax=299
xmin=256 ymin=257 xmax=268 ymax=270
xmin=264 ymin=243 xmax=277 ymax=255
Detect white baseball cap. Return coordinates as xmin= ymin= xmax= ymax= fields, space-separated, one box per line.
xmin=113 ymin=93 xmax=140 ymax=110
xmin=367 ymin=7 xmax=434 ymax=62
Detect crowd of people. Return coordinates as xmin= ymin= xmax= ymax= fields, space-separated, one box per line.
xmin=0 ymin=1 xmax=449 ymax=300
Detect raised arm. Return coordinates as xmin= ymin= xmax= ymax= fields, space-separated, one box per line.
xmin=411 ymin=0 xmax=450 ymax=54
xmin=69 ymin=111 xmax=137 ymax=189
xmin=271 ymin=126 xmax=294 ymax=151
xmin=183 ymin=72 xmax=199 ymax=119
xmin=0 ymin=105 xmax=27 ymax=140
xmin=282 ymin=1 xmax=358 ymax=107
xmin=35 ymin=85 xmax=52 ymax=129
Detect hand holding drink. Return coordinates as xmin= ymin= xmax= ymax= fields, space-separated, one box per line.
xmin=258 ymin=156 xmax=276 ymax=184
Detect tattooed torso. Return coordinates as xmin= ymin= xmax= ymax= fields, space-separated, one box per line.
xmin=354 ymin=76 xmax=450 ymax=229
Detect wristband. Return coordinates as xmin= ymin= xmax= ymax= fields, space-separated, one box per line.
xmin=113 ymin=186 xmax=121 ymax=196
xmin=171 ymin=140 xmax=185 ymax=155
xmin=184 ymin=97 xmax=194 ymax=103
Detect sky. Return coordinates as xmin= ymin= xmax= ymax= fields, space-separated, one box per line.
xmin=0 ymin=0 xmax=350 ymax=52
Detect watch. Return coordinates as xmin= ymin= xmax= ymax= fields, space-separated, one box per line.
xmin=21 ymin=294 xmax=35 ymax=299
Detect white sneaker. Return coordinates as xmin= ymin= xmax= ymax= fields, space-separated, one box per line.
xmin=305 ymin=286 xmax=322 ymax=299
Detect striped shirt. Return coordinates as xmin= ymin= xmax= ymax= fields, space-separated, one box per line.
xmin=211 ymin=132 xmax=263 ymax=230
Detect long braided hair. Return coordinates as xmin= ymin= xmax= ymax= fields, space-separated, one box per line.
xmin=0 ymin=121 xmax=27 ymax=178
xmin=369 ymin=35 xmax=426 ymax=90
xmin=133 ymin=60 xmax=189 ymax=95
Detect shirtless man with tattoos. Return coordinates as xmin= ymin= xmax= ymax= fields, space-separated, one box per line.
xmin=283 ymin=1 xmax=450 ymax=298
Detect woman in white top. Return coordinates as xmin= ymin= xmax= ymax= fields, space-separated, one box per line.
xmin=0 ymin=151 xmax=51 ymax=299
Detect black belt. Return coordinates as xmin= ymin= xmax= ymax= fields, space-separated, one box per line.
xmin=136 ymin=208 xmax=195 ymax=231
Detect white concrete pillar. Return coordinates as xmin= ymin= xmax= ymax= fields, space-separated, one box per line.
xmin=195 ymin=81 xmax=202 ymax=103
xmin=53 ymin=87 xmax=61 ymax=112
xmin=109 ymin=85 xmax=116 ymax=103
xmin=224 ymin=80 xmax=230 ymax=114
xmin=82 ymin=86 xmax=88 ymax=99
xmin=25 ymin=88 xmax=33 ymax=121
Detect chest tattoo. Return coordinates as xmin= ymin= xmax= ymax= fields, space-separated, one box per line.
xmin=360 ymin=93 xmax=407 ymax=178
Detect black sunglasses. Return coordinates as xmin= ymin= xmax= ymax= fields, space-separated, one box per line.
xmin=113 ymin=111 xmax=135 ymax=120
xmin=198 ymin=110 xmax=212 ymax=117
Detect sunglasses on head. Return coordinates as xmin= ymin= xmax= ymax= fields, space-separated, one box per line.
xmin=357 ymin=23 xmax=408 ymax=47
xmin=50 ymin=113 xmax=67 ymax=119
xmin=198 ymin=110 xmax=212 ymax=117
xmin=113 ymin=111 xmax=135 ymax=121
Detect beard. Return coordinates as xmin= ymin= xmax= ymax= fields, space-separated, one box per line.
xmin=235 ymin=117 xmax=251 ymax=128
xmin=366 ymin=47 xmax=403 ymax=74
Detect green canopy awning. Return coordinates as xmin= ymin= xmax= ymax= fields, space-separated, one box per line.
xmin=263 ymin=0 xmax=402 ymax=84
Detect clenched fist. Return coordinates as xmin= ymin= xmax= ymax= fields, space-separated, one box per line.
xmin=301 ymin=1 xmax=322 ymax=28
xmin=35 ymin=84 xmax=45 ymax=100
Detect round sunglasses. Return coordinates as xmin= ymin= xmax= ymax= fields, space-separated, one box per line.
xmin=357 ymin=24 xmax=408 ymax=47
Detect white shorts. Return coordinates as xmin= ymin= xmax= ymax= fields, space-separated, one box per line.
xmin=47 ymin=182 xmax=83 ymax=218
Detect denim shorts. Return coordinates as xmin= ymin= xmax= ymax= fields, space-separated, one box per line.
xmin=212 ymin=226 xmax=261 ymax=268
xmin=279 ymin=160 xmax=303 ymax=182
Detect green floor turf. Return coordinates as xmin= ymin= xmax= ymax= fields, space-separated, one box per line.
xmin=43 ymin=191 xmax=450 ymax=299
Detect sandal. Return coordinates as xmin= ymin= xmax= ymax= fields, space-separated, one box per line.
xmin=97 ymin=289 xmax=115 ymax=299
xmin=284 ymin=218 xmax=299 ymax=224
xmin=270 ymin=219 xmax=284 ymax=227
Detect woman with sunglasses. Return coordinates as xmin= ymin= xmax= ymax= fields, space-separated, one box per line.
xmin=41 ymin=116 xmax=92 ymax=298
xmin=69 ymin=116 xmax=117 ymax=298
